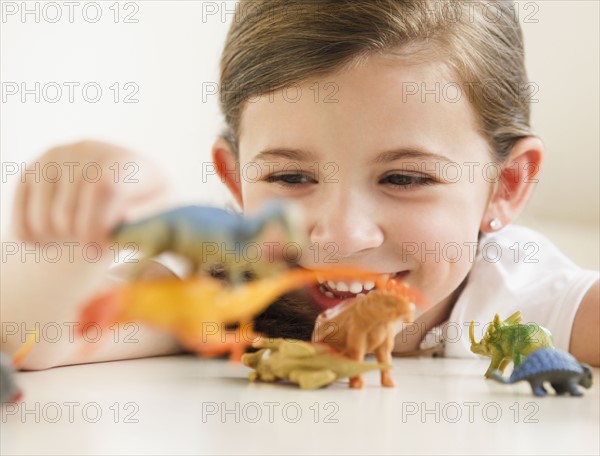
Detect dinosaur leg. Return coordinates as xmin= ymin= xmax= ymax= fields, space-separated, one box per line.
xmin=289 ymin=369 xmax=337 ymax=390
xmin=513 ymin=352 xmax=523 ymax=368
xmin=529 ymin=379 xmax=548 ymax=397
xmin=374 ymin=339 xmax=395 ymax=387
xmin=241 ymin=349 xmax=265 ymax=370
xmin=498 ymin=358 xmax=511 ymax=374
xmin=485 ymin=354 xmax=504 ymax=378
xmin=345 ymin=336 xmax=367 ymax=389
xmin=566 ymin=378 xmax=583 ymax=397
xmin=550 ymin=382 xmax=568 ymax=395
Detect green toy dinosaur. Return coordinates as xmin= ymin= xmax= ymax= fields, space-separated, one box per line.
xmin=469 ymin=311 xmax=554 ymax=378
xmin=242 ymin=338 xmax=389 ymax=389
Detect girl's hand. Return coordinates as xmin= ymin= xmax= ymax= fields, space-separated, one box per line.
xmin=11 ymin=141 xmax=172 ymax=245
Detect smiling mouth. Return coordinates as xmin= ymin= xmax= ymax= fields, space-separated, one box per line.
xmin=308 ymin=270 xmax=409 ymax=310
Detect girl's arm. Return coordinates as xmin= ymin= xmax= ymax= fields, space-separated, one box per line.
xmin=570 ymin=280 xmax=600 ymax=366
xmin=0 ymin=141 xmax=182 ymax=370
xmin=1 ymin=232 xmax=184 ymax=370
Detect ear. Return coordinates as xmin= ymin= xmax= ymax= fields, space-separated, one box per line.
xmin=211 ymin=137 xmax=243 ymax=208
xmin=480 ymin=136 xmax=543 ymax=233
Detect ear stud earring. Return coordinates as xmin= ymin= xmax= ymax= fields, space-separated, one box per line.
xmin=489 ymin=218 xmax=503 ymax=230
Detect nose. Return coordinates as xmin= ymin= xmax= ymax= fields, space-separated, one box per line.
xmin=308 ymin=190 xmax=384 ymax=259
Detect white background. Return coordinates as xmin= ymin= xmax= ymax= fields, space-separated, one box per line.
xmin=1 ymin=0 xmax=598 ymax=268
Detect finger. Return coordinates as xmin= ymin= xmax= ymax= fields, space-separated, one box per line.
xmin=73 ymin=179 xmax=110 ymax=243
xmin=26 ymin=168 xmax=59 ymax=241
xmin=87 ymin=181 xmax=121 ymax=243
xmin=11 ymin=176 xmax=31 ymax=242
xmin=52 ymin=169 xmax=83 ymax=239
xmin=95 ymin=179 xmax=164 ymax=243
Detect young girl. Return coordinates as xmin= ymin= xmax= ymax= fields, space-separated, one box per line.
xmin=2 ymin=0 xmax=598 ymax=369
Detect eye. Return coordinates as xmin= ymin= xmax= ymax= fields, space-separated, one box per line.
xmin=380 ymin=173 xmax=436 ymax=189
xmin=265 ymin=173 xmax=316 ymax=187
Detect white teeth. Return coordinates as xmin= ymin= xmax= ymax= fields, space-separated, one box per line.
xmin=316 ymin=272 xmax=400 ymax=297
xmin=335 ymin=281 xmax=349 ymax=292
xmin=363 ymin=281 xmax=375 ymax=290
xmin=349 ymin=281 xmax=363 ymax=294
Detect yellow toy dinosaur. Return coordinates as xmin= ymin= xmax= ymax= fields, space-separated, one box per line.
xmin=78 ymin=266 xmax=390 ymax=359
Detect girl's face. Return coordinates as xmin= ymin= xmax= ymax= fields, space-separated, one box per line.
xmin=236 ymin=53 xmax=494 ymax=312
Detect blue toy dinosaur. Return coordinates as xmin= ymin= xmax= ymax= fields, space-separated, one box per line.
xmin=112 ymin=199 xmax=306 ymax=283
xmin=490 ymin=348 xmax=593 ymax=397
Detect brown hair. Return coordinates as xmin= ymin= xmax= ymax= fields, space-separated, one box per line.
xmin=219 ymin=0 xmax=532 ymax=162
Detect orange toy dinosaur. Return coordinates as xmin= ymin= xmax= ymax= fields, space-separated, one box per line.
xmin=312 ymin=280 xmax=418 ymax=388
xmin=78 ymin=266 xmax=391 ymax=360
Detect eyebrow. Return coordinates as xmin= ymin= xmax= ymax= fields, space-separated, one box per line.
xmin=253 ymin=148 xmax=317 ymax=162
xmin=252 ymin=147 xmax=452 ymax=163
xmin=372 ymin=148 xmax=453 ymax=164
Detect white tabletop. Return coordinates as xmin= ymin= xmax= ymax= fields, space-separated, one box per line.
xmin=2 ymin=355 xmax=598 ymax=456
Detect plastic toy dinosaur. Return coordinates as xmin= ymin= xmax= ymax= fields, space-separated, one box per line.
xmin=112 ymin=200 xmax=306 ymax=283
xmin=489 ymin=348 xmax=593 ymax=397
xmin=311 ymin=280 xmax=417 ymax=388
xmin=1 ymin=334 xmax=37 ymax=403
xmin=0 ymin=353 xmax=20 ymax=403
xmin=78 ymin=266 xmax=389 ymax=360
xmin=242 ymin=338 xmax=389 ymax=389
xmin=469 ymin=311 xmax=554 ymax=378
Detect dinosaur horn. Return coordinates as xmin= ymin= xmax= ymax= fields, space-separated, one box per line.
xmin=469 ymin=320 xmax=476 ymax=345
xmin=505 ymin=311 xmax=522 ymax=325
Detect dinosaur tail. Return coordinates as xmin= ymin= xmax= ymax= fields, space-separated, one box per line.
xmin=489 ymin=369 xmax=511 ymax=384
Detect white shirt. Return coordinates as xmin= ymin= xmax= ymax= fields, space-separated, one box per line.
xmin=443 ymin=225 xmax=598 ymax=358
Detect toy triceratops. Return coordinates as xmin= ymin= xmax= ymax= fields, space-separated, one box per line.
xmin=112 ymin=199 xmax=306 ymax=283
xmin=469 ymin=311 xmax=554 ymax=378
xmin=490 ymin=348 xmax=593 ymax=397
xmin=242 ymin=338 xmax=389 ymax=390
